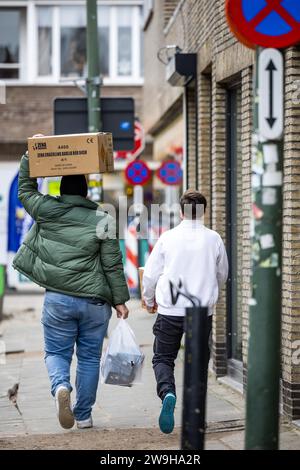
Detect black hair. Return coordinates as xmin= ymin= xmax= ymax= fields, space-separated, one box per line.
xmin=60 ymin=175 xmax=88 ymax=198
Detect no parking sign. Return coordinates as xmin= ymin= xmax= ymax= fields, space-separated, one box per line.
xmin=157 ymin=161 xmax=183 ymax=186
xmin=125 ymin=160 xmax=151 ymax=186
xmin=224 ymin=0 xmax=299 ymax=451
xmin=226 ymin=0 xmax=300 ymax=49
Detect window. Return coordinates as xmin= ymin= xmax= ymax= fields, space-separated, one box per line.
xmin=143 ymin=0 xmax=154 ymax=29
xmin=0 ymin=2 xmax=143 ymax=84
xmin=164 ymin=0 xmax=180 ymax=27
xmin=98 ymin=7 xmax=110 ymax=77
xmin=60 ymin=6 xmax=86 ymax=78
xmin=38 ymin=7 xmax=52 ymax=77
xmin=0 ymin=9 xmax=21 ymax=79
xmin=117 ymin=7 xmax=132 ymax=77
xmin=226 ymin=86 xmax=243 ymax=380
xmin=37 ymin=5 xmax=111 ymax=80
xmin=140 ymin=9 xmax=144 ymax=77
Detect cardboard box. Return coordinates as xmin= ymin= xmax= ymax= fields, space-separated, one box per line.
xmin=28 ymin=132 xmax=114 ymax=178
xmin=104 ymin=133 xmax=114 ymax=172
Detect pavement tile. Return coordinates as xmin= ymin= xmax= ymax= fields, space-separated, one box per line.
xmin=0 ymin=294 xmax=299 ymax=450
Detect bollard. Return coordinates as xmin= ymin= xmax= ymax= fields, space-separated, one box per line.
xmin=181 ymin=305 xmax=210 ymax=450
xmin=169 ymin=279 xmax=210 ymax=450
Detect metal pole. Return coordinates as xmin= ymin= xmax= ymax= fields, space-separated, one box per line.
xmin=181 ymin=306 xmax=210 ymax=450
xmin=87 ymin=0 xmax=100 ymax=132
xmin=86 ymin=0 xmax=102 ymax=200
xmin=245 ymin=48 xmax=283 ymax=450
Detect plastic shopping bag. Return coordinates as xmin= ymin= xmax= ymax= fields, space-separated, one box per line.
xmin=101 ymin=319 xmax=145 ymax=387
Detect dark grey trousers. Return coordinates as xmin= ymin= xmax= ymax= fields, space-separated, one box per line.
xmin=152 ymin=313 xmax=212 ymax=401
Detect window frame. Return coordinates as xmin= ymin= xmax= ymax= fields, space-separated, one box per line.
xmin=0 ymin=0 xmax=144 ymax=86
xmin=226 ymin=83 xmax=244 ymax=382
xmin=0 ymin=6 xmax=27 ymax=81
xmin=143 ymin=0 xmax=154 ymax=30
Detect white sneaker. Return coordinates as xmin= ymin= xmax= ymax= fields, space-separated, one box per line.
xmin=76 ymin=416 xmax=93 ymax=429
xmin=55 ymin=386 xmax=74 ymax=429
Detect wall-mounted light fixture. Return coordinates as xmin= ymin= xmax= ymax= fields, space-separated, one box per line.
xmin=166 ymin=52 xmax=197 ymax=87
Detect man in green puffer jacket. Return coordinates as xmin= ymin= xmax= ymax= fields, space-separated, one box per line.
xmin=13 ymin=144 xmax=130 ymax=430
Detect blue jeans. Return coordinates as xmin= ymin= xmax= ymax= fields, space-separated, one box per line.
xmin=41 ymin=291 xmax=112 ymax=421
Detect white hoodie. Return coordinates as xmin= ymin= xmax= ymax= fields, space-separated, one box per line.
xmin=142 ymin=219 xmax=228 ymax=316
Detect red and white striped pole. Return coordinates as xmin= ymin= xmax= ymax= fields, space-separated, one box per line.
xmin=125 ymin=219 xmax=139 ymax=292
xmin=148 ymin=224 xmax=158 ymax=254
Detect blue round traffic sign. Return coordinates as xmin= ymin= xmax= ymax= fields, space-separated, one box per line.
xmin=226 ymin=0 xmax=300 ymax=49
xmin=125 ymin=160 xmax=151 ymax=186
xmin=157 ymin=161 xmax=183 ymax=186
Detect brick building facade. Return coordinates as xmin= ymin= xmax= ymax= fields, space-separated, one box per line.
xmin=143 ymin=0 xmax=300 ymax=421
xmin=0 ymin=0 xmax=148 ymax=291
xmin=0 ymin=84 xmax=144 ymax=162
xmin=0 ymin=0 xmax=145 ymax=163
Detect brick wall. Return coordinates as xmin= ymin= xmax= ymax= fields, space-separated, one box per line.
xmin=144 ymin=0 xmax=300 ymax=420
xmin=282 ymin=46 xmax=300 ymax=420
xmin=241 ymin=67 xmax=253 ymax=379
xmin=163 ymin=0 xmax=180 ymax=27
xmin=0 ymin=84 xmax=143 ymax=160
xmin=211 ymin=74 xmax=227 ymax=376
xmin=186 ymin=82 xmax=197 ymax=189
xmin=143 ymin=0 xmax=182 ymax=134
xmin=197 ymin=72 xmax=212 ymax=227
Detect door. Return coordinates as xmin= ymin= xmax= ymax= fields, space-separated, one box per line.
xmin=226 ymin=86 xmax=243 ymax=381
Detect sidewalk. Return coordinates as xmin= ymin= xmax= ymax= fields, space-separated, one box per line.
xmin=0 ymin=294 xmax=299 ymax=450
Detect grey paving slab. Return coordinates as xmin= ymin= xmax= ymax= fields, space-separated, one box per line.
xmin=206 ymin=440 xmax=231 ymax=450
xmin=24 ymin=418 xmax=65 ymax=434
xmin=280 ymin=429 xmax=300 ymax=450
xmin=0 ymin=293 xmax=299 ymax=450
xmin=0 ymin=295 xmax=245 ymax=437
xmin=219 ymin=431 xmax=244 ymax=450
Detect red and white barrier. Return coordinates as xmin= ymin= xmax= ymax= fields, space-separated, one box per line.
xmin=125 ymin=219 xmax=139 ymax=291
xmin=148 ymin=224 xmax=159 ymax=254
xmin=125 ymin=220 xmax=169 ymax=290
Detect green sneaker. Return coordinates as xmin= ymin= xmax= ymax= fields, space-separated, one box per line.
xmin=159 ymin=393 xmax=176 ymax=434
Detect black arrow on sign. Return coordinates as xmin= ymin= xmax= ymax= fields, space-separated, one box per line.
xmin=266 ymin=59 xmax=277 ymax=129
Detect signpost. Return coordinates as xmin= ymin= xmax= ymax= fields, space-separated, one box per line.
xmin=54 ymin=97 xmax=135 ymax=151
xmin=258 ymin=48 xmax=284 ymax=140
xmin=115 ymin=120 xmax=145 ymax=160
xmin=86 ymin=0 xmax=101 ymax=201
xmin=246 ymin=49 xmax=283 ymax=450
xmin=225 ymin=0 xmax=300 ymax=451
xmin=226 ymin=0 xmax=300 ymax=49
xmin=169 ymin=280 xmax=210 ymax=451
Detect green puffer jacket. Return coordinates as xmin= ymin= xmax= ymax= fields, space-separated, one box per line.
xmin=13 ymin=154 xmax=130 ymax=306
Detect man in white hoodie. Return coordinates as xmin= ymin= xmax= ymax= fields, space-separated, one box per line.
xmin=143 ymin=189 xmax=228 ymax=434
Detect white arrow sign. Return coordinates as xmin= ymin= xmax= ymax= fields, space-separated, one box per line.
xmin=258 ymin=48 xmax=283 ymax=141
